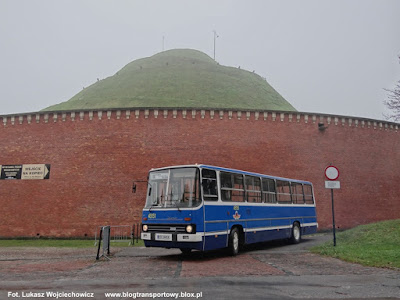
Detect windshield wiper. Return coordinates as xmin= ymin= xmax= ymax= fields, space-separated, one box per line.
xmin=174 ymin=200 xmax=181 ymax=212
xmin=149 ymin=203 xmax=157 ymax=212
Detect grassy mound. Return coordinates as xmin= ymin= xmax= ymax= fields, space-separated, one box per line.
xmin=311 ymin=219 xmax=400 ymax=269
xmin=43 ymin=49 xmax=296 ymax=112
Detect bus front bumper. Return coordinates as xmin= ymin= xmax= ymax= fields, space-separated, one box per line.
xmin=141 ymin=232 xmax=203 ymax=242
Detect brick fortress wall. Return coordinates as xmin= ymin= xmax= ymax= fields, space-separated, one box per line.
xmin=0 ymin=108 xmax=399 ymax=237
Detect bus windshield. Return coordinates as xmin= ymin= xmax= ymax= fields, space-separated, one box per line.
xmin=145 ymin=167 xmax=201 ymax=209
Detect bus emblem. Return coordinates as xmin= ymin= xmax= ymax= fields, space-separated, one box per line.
xmin=233 ymin=211 xmax=241 ymax=220
xmin=148 ymin=213 xmax=156 ymax=219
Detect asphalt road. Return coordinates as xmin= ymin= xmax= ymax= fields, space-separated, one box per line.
xmin=0 ymin=234 xmax=399 ymax=300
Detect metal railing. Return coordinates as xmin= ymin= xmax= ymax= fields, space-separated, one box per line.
xmin=96 ymin=226 xmax=110 ymax=260
xmin=94 ymin=224 xmax=141 ymax=246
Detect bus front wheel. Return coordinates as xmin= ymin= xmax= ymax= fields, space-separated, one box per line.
xmin=290 ymin=222 xmax=301 ymax=244
xmin=228 ymin=228 xmax=240 ymax=256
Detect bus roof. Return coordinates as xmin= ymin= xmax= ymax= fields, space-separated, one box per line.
xmin=149 ymin=164 xmax=312 ymax=185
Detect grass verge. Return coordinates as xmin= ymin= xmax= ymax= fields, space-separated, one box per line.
xmin=311 ymin=219 xmax=400 ymax=269
xmin=0 ymin=239 xmax=144 ymax=248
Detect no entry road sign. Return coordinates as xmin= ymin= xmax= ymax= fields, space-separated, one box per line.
xmin=325 ymin=165 xmax=339 ymax=181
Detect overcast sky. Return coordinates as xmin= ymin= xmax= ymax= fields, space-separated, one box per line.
xmin=1 ymin=0 xmax=400 ymax=121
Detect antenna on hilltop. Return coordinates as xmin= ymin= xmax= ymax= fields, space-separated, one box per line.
xmin=162 ymin=35 xmax=165 ymax=51
xmin=213 ymin=30 xmax=219 ymax=61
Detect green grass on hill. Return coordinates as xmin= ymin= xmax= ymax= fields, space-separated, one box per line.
xmin=0 ymin=239 xmax=144 ymax=248
xmin=311 ymin=219 xmax=400 ymax=269
xmin=43 ymin=49 xmax=296 ymax=112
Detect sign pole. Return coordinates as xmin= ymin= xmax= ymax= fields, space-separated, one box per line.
xmin=325 ymin=165 xmax=340 ymax=247
xmin=331 ymin=188 xmax=336 ymax=246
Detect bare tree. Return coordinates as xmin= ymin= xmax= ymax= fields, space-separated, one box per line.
xmin=384 ymin=55 xmax=400 ymax=122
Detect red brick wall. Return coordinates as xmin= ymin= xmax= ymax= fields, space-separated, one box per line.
xmin=0 ymin=110 xmax=399 ymax=237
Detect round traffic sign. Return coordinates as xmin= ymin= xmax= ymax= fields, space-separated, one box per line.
xmin=325 ymin=166 xmax=339 ymax=180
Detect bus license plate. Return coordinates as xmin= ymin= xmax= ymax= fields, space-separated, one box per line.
xmin=155 ymin=233 xmax=172 ymax=241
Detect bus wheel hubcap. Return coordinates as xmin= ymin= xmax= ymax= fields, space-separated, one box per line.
xmin=294 ymin=226 xmax=300 ymax=240
xmin=233 ymin=232 xmax=239 ymax=250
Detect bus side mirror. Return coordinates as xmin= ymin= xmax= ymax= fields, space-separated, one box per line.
xmin=132 ymin=183 xmax=137 ymax=193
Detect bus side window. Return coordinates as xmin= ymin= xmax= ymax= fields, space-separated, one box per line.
xmin=220 ymin=172 xmax=245 ymax=202
xmin=232 ymin=174 xmax=245 ymax=202
xmin=276 ymin=180 xmax=292 ymax=204
xmin=304 ymin=184 xmax=314 ymax=204
xmin=220 ymin=172 xmax=232 ymax=201
xmin=246 ymin=176 xmax=262 ymax=203
xmin=262 ymin=178 xmax=276 ymax=203
xmin=291 ymin=182 xmax=305 ymax=204
xmin=202 ymin=169 xmax=218 ymax=201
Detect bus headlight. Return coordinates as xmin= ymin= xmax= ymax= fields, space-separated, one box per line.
xmin=142 ymin=225 xmax=148 ymax=232
xmin=186 ymin=225 xmax=193 ymax=233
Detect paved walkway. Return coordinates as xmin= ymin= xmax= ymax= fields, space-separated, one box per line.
xmin=0 ymin=235 xmax=399 ymax=299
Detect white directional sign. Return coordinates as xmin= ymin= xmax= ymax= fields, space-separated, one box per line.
xmin=0 ymin=164 xmax=50 ymax=180
xmin=21 ymin=164 xmax=50 ymax=180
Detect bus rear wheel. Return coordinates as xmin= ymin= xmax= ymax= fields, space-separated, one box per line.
xmin=228 ymin=228 xmax=240 ymax=256
xmin=290 ymin=222 xmax=301 ymax=244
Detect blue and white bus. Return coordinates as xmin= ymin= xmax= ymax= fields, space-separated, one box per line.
xmin=140 ymin=164 xmax=317 ymax=255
